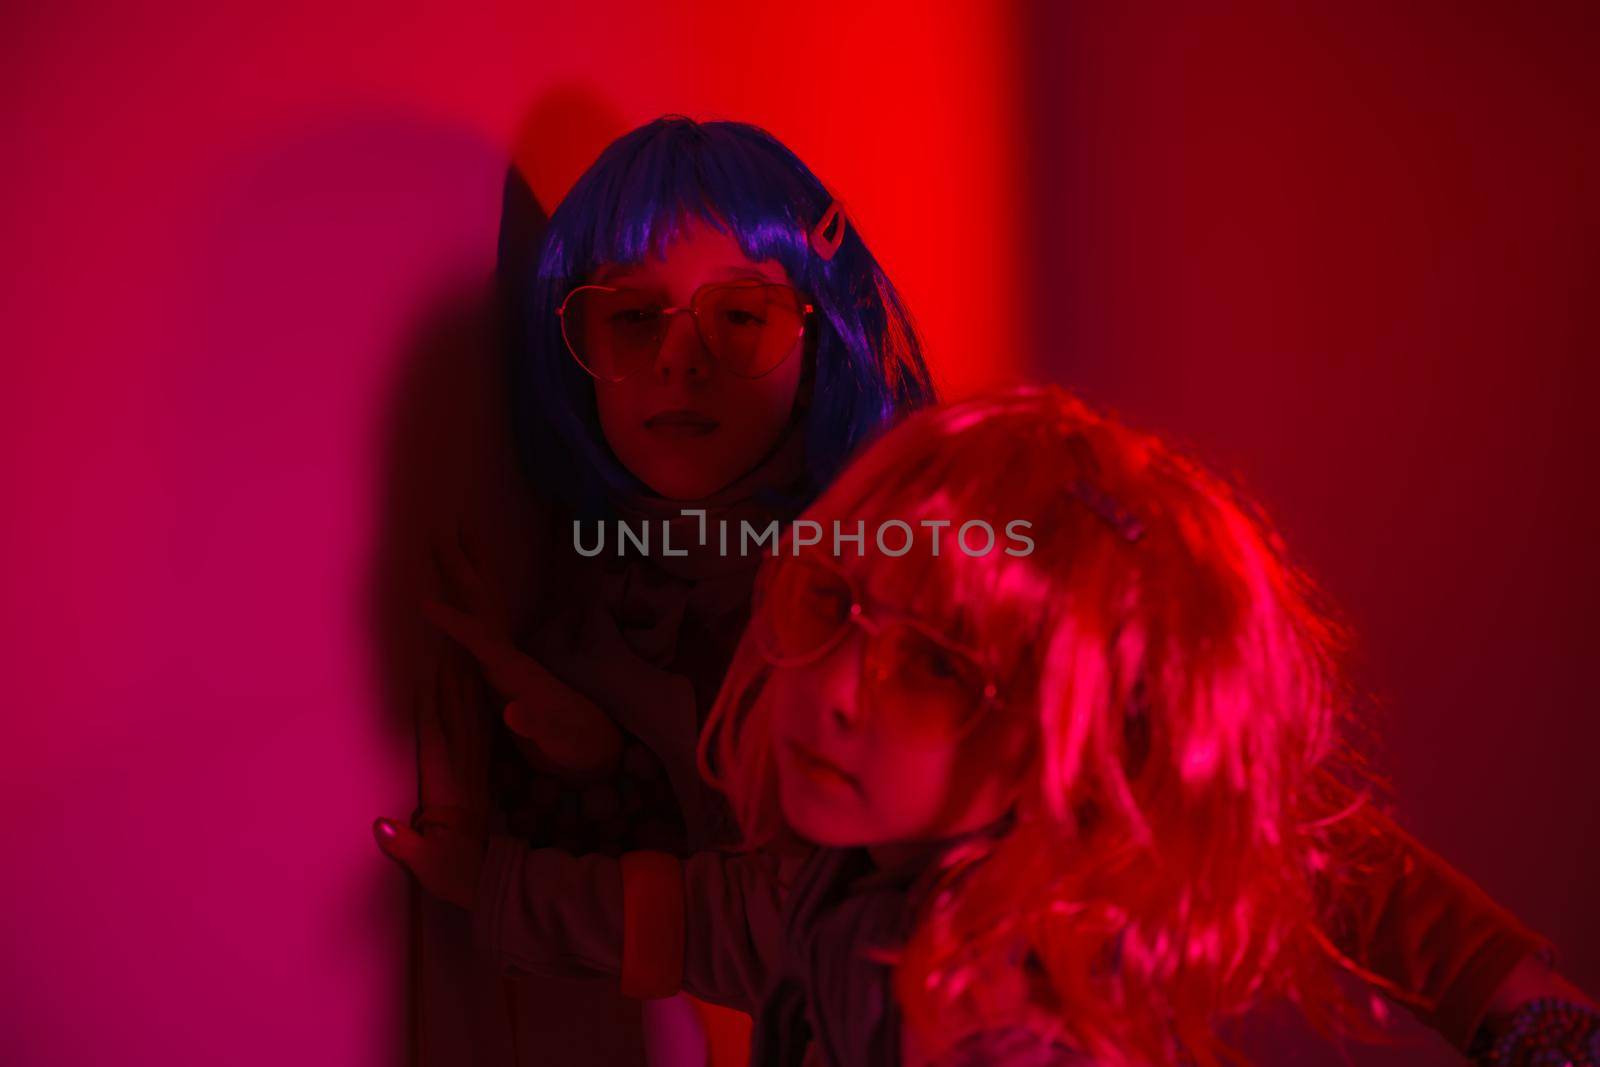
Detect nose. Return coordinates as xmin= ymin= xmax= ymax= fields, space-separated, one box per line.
xmin=812 ymin=628 xmax=867 ymax=734
xmin=653 ymin=310 xmax=712 ymax=382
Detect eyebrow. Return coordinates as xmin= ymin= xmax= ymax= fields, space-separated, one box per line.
xmin=719 ymin=265 xmax=786 ymax=283
xmin=590 ymin=263 xmax=631 ymax=284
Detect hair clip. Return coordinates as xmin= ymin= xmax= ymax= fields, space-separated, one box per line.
xmin=809 ymin=198 xmax=846 ymax=261
xmin=1068 ymin=478 xmax=1145 ymax=544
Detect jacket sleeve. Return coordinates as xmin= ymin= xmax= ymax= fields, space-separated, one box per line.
xmin=471 ymin=834 xmax=792 ymax=1013
xmin=1323 ymin=807 xmax=1556 ymax=1052
xmin=924 ymin=1027 xmax=1095 ymax=1066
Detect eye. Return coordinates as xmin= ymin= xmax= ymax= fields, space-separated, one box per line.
xmin=888 ymin=627 xmax=981 ymax=692
xmin=912 ymin=642 xmax=960 ymax=681
xmin=722 ymin=307 xmax=767 ymax=327
xmin=610 ymin=307 xmax=663 ymax=326
xmin=800 ymin=573 xmax=851 ymax=620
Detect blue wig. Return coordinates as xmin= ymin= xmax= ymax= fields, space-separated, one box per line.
xmin=508 ymin=115 xmax=938 ymax=521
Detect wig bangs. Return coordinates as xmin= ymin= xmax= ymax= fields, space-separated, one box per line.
xmin=542 ymin=120 xmax=822 ymax=294
xmin=798 ymin=403 xmax=1123 ymax=701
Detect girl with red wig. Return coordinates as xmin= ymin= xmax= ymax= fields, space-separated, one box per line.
xmin=382 ymin=385 xmax=1597 ymax=1065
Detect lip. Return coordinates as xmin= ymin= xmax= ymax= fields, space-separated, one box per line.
xmin=645 ymin=409 xmax=720 ymax=437
xmin=784 ymin=739 xmax=859 ymax=793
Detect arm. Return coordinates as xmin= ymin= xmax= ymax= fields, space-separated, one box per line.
xmin=423 ymin=526 xmax=624 ymax=779
xmin=424 ymin=597 xmax=625 ymax=778
xmin=909 ymin=1026 xmax=1094 ymax=1067
xmin=1321 ymin=805 xmax=1563 ymax=1051
xmin=470 ymin=834 xmax=795 ymax=1013
xmin=1485 ymin=951 xmax=1599 ymax=1022
xmin=375 ymin=607 xmax=784 ymax=1003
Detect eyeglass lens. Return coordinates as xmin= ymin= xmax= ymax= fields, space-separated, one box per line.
xmin=562 ymin=282 xmax=806 ymax=381
xmin=756 ymin=555 xmax=989 ymax=743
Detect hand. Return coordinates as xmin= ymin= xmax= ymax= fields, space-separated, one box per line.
xmin=373 ymin=636 xmax=489 ymax=910
xmin=419 ymin=518 xmax=527 ymax=703
xmin=422 ymin=523 xmax=622 ymax=776
xmin=372 ymin=815 xmax=485 ymax=911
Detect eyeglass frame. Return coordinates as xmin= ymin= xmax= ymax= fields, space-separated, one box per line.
xmin=555 ymin=279 xmax=816 ymax=383
xmin=750 ymin=551 xmax=1005 ymax=744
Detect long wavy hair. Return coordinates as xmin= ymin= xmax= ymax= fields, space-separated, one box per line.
xmin=511 ymin=115 xmax=938 ymax=521
xmin=700 ymin=385 xmax=1392 ymax=1066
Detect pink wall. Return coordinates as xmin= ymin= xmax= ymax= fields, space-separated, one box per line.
xmin=0 ymin=4 xmax=1020 ymax=1063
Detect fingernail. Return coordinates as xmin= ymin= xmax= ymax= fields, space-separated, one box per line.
xmin=503 ymin=701 xmax=534 ymax=738
xmin=373 ymin=817 xmax=397 ymax=841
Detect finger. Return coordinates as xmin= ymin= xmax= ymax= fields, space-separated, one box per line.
xmin=424 ymin=601 xmax=514 ymax=698
xmin=503 ymin=698 xmax=541 ymax=742
xmin=422 ymin=597 xmax=501 ymax=666
xmin=424 ymin=597 xmax=540 ymax=703
xmin=372 ymin=817 xmax=426 ymax=872
xmin=448 ymin=519 xmax=518 ymax=636
xmin=433 ymin=525 xmax=490 ymax=614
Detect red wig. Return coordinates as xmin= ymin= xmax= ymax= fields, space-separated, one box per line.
xmin=700 ymin=385 xmax=1389 ymax=1066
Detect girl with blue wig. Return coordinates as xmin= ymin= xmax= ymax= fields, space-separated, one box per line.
xmin=401 ymin=115 xmax=938 ymax=1067
xmin=376 ymin=116 xmax=1591 ymax=1066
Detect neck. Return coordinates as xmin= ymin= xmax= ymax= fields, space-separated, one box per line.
xmin=864 ymin=840 xmax=942 ymax=872
xmin=864 ymin=808 xmax=1019 ymax=872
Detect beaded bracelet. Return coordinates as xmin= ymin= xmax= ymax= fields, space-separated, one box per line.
xmin=1467 ymin=997 xmax=1600 ymax=1066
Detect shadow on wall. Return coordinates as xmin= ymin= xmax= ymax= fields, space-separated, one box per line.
xmin=365 ymin=88 xmax=642 ymax=1064
xmin=178 ymin=82 xmax=633 ymax=1063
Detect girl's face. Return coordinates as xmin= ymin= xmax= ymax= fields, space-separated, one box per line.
xmin=587 ymin=215 xmax=808 ymax=500
xmin=766 ymin=571 xmax=1028 ymax=849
